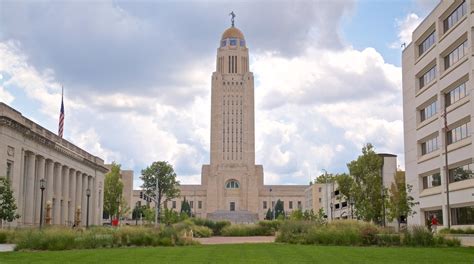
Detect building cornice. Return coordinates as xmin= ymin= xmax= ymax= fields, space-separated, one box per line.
xmin=0 ymin=115 xmax=108 ymax=173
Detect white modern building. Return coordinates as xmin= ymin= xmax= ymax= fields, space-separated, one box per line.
xmin=403 ymin=0 xmax=474 ymax=228
xmin=0 ymin=103 xmax=107 ymax=227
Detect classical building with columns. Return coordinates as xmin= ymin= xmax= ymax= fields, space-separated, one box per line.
xmin=0 ymin=103 xmax=107 ymax=227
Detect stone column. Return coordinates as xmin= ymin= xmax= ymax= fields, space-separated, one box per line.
xmin=75 ymin=171 xmax=83 ymax=225
xmin=34 ymin=156 xmax=46 ymax=225
xmin=24 ymin=152 xmax=36 ymax=226
xmin=90 ymin=176 xmax=96 ymax=225
xmin=53 ymin=163 xmax=62 ymax=225
xmin=62 ymin=165 xmax=69 ymax=225
xmin=81 ymin=174 xmax=88 ymax=225
xmin=46 ymin=160 xmax=54 ymax=213
xmin=68 ymin=168 xmax=76 ymax=225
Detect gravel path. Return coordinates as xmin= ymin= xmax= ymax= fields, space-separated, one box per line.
xmin=195 ymin=236 xmax=275 ymax=245
xmin=0 ymin=244 xmax=15 ymax=252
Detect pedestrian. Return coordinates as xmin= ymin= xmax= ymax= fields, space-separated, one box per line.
xmin=431 ymin=214 xmax=439 ymax=234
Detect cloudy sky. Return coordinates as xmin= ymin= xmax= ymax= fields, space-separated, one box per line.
xmin=0 ymin=0 xmax=438 ymax=188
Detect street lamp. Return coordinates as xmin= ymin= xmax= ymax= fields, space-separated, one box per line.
xmin=39 ymin=178 xmax=46 ymax=229
xmin=322 ymin=169 xmax=329 ymax=220
xmin=270 ymin=188 xmax=275 ymax=220
xmin=86 ymin=188 xmax=91 ymax=228
xmin=349 ymin=197 xmax=355 ymax=219
xmin=330 ymin=202 xmax=333 ymax=220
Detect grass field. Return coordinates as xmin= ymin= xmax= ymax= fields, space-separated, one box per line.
xmin=1 ymin=244 xmax=473 ymax=263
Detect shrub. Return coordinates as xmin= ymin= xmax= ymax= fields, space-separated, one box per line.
xmin=190 ymin=218 xmax=230 ymax=235
xmin=258 ymin=220 xmax=281 ymax=232
xmin=275 ymin=221 xmax=313 ymax=244
xmin=221 ymin=224 xmax=274 ymax=236
xmin=376 ymin=234 xmax=401 ymax=246
xmin=403 ymin=226 xmax=435 ymax=247
xmin=440 ymin=227 xmax=474 ymax=234
xmin=192 ymin=225 xmax=213 ymax=238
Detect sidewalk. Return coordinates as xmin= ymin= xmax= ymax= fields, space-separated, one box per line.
xmin=0 ymin=244 xmax=15 ymax=252
xmin=195 ymin=236 xmax=275 ymax=245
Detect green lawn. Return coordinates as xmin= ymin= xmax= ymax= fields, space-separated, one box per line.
xmin=1 ymin=244 xmax=473 ymax=263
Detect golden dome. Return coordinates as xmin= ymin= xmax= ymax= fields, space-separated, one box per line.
xmin=221 ymin=27 xmax=245 ymax=40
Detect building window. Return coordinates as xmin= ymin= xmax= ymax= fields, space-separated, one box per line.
xmin=334 ymin=190 xmax=340 ymax=196
xmin=318 ymin=187 xmax=322 ymax=192
xmin=421 ymin=136 xmax=439 ymax=155
xmin=318 ymin=198 xmax=322 ymax=203
xmin=221 ymin=40 xmax=226 ymax=47
xmin=444 ymin=40 xmax=468 ymax=70
xmin=446 ymin=82 xmax=467 ymax=106
xmin=272 ymin=201 xmax=275 ymax=208
xmin=451 ymin=206 xmax=474 ymax=225
xmin=449 ymin=163 xmax=474 ymax=183
xmin=335 ymin=203 xmax=340 ymax=209
xmin=163 ymin=201 xmax=167 ymax=209
xmin=230 ymin=38 xmax=237 ymax=46
xmin=424 ymin=209 xmax=443 ymax=225
xmin=443 ymin=1 xmax=467 ymax=33
xmin=172 ymin=201 xmax=176 ymax=209
xmin=447 ymin=122 xmax=470 ymax=144
xmin=225 ymin=179 xmax=240 ymax=189
xmin=6 ymin=161 xmax=13 ymax=181
xmin=419 ymin=31 xmax=435 ymax=56
xmin=230 ymin=202 xmax=235 ymax=211
xmin=297 ymin=201 xmax=302 ymax=209
xmin=289 ymin=201 xmax=293 ymax=209
xmin=263 ymin=201 xmax=267 ymax=209
xmin=419 ymin=66 xmax=436 ymax=89
xmin=198 ymin=201 xmax=202 ymax=209
xmin=420 ymin=101 xmax=437 ymax=122
xmin=240 ymin=39 xmax=245 ymax=47
xmin=341 ymin=201 xmax=348 ymax=208
xmin=190 ymin=201 xmax=194 ymax=209
xmin=422 ymin=173 xmax=441 ymax=189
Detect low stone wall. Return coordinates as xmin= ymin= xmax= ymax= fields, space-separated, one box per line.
xmin=444 ymin=234 xmax=474 ymax=247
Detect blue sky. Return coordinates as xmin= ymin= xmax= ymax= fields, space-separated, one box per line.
xmin=0 ymin=0 xmax=438 ymax=188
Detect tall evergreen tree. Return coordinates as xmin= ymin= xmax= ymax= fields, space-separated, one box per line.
xmin=180 ymin=198 xmax=192 ymax=217
xmin=0 ymin=177 xmax=19 ymax=228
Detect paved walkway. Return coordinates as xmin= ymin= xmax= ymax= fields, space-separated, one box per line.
xmin=0 ymin=244 xmax=15 ymax=252
xmin=195 ymin=236 xmax=275 ymax=245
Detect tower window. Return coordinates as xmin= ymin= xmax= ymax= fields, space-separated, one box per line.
xmin=221 ymin=40 xmax=226 ymax=47
xmin=240 ymin=39 xmax=245 ymax=47
xmin=230 ymin=38 xmax=237 ymax=46
xmin=225 ymin=179 xmax=240 ymax=189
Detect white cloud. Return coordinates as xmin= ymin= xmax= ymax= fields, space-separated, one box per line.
xmin=391 ymin=13 xmax=422 ymax=48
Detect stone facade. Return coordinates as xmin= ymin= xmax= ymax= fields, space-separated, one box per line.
xmin=403 ymin=0 xmax=474 ymax=228
xmin=0 ymin=103 xmax=107 ymax=227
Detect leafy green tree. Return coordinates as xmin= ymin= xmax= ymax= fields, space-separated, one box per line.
xmin=347 ymin=143 xmax=386 ymax=224
xmin=132 ymin=205 xmax=146 ymax=220
xmin=274 ymin=199 xmax=285 ymax=219
xmin=289 ymin=209 xmax=304 ymax=220
xmin=315 ymin=173 xmax=335 ymax=184
xmin=387 ymin=171 xmax=416 ymax=230
xmin=180 ymin=198 xmax=192 ymax=217
xmin=0 ymin=177 xmax=19 ymax=228
xmin=141 ymin=161 xmax=180 ymax=223
xmin=142 ymin=206 xmax=155 ymax=224
xmin=104 ymin=162 xmax=124 ymax=222
xmin=335 ymin=173 xmax=355 ymax=201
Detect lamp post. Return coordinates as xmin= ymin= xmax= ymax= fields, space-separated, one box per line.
xmin=330 ymin=202 xmax=333 ymax=220
xmin=39 ymin=178 xmax=46 ymax=229
xmin=322 ymin=169 xmax=329 ymax=219
xmin=349 ymin=197 xmax=355 ymax=219
xmin=270 ymin=188 xmax=275 ymax=220
xmin=86 ymin=188 xmax=91 ymax=228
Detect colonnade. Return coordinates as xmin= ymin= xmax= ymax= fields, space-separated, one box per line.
xmin=20 ymin=151 xmax=102 ymax=227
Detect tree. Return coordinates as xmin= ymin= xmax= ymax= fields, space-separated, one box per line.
xmin=335 ymin=173 xmax=355 ymax=200
xmin=0 ymin=177 xmax=19 ymax=228
xmin=141 ymin=161 xmax=180 ymax=224
xmin=274 ymin=199 xmax=285 ymax=219
xmin=180 ymin=198 xmax=192 ymax=217
xmin=315 ymin=173 xmax=336 ymax=184
xmin=347 ymin=143 xmax=386 ymax=224
xmin=387 ymin=171 xmax=416 ymax=230
xmin=103 ymin=162 xmax=124 ymax=222
xmin=265 ymin=208 xmax=273 ymax=220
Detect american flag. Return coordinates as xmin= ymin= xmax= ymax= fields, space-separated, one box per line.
xmin=58 ymin=87 xmax=64 ymax=138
